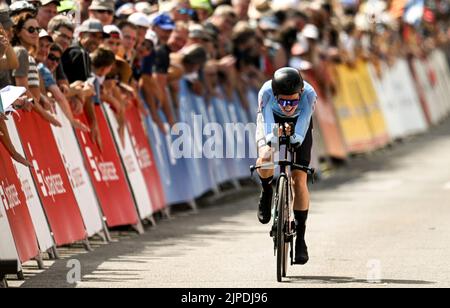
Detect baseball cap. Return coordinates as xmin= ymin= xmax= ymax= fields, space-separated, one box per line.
xmin=39 ymin=29 xmax=54 ymax=41
xmin=0 ymin=6 xmax=13 ymax=30
xmin=78 ymin=18 xmax=109 ymax=37
xmin=188 ymin=24 xmax=212 ymax=41
xmin=104 ymin=25 xmax=123 ymax=40
xmin=128 ymin=12 xmax=151 ymax=28
xmin=40 ymin=0 xmax=61 ymax=6
xmin=9 ymin=1 xmax=38 ymax=16
xmin=152 ymin=13 xmax=175 ymax=31
xmin=302 ymin=24 xmax=319 ymax=40
xmin=145 ymin=29 xmax=158 ymax=45
xmin=89 ymin=0 xmax=114 ymax=12
xmin=57 ymin=0 xmax=76 ymax=13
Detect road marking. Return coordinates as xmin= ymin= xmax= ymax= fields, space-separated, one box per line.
xmin=444 ymin=182 xmax=450 ymax=190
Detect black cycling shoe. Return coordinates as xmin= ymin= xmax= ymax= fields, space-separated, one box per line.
xmin=294 ymin=237 xmax=309 ymax=265
xmin=257 ymin=187 xmax=272 ymax=224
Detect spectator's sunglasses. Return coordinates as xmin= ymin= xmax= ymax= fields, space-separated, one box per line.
xmin=178 ymin=8 xmax=193 ymax=15
xmin=26 ymin=26 xmax=42 ymax=34
xmin=95 ymin=9 xmax=113 ymax=15
xmin=48 ymin=53 xmax=60 ymax=62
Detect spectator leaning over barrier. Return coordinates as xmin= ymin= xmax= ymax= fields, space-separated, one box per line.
xmin=11 ymin=11 xmax=62 ymax=127
xmin=166 ymin=21 xmax=188 ymax=113
xmin=103 ymin=24 xmax=146 ymax=117
xmin=46 ymin=14 xmax=86 ymax=105
xmin=189 ymin=0 xmax=212 ymax=23
xmin=117 ymin=20 xmax=138 ymax=63
xmin=151 ymin=12 xmax=176 ymax=126
xmin=88 ymin=0 xmax=114 ymax=26
xmin=128 ymin=12 xmax=150 ymax=47
xmin=162 ymin=0 xmax=193 ymax=23
xmin=36 ymin=0 xmax=60 ymax=29
xmin=231 ymin=0 xmax=250 ymax=21
xmin=0 ymin=6 xmax=19 ymax=89
xmin=61 ymin=18 xmax=108 ymax=149
xmin=90 ymin=46 xmax=126 ymax=146
xmin=0 ymin=5 xmax=32 ymax=167
xmin=36 ymin=29 xmax=90 ymax=132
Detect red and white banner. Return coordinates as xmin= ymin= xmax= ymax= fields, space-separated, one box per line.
xmin=0 ymin=141 xmax=40 ymax=263
xmin=51 ymin=105 xmax=104 ymax=237
xmin=0 ymin=189 xmax=20 ymax=271
xmin=13 ymin=111 xmax=87 ymax=246
xmin=5 ymin=118 xmax=55 ymax=252
xmin=125 ymin=101 xmax=166 ymax=212
xmin=74 ymin=105 xmax=139 ymax=227
xmin=103 ymin=103 xmax=153 ymax=219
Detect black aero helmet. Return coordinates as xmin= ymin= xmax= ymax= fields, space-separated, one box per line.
xmin=272 ymin=67 xmax=304 ymax=96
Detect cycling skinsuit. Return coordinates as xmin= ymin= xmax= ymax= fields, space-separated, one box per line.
xmin=256 ymin=80 xmax=317 ymax=168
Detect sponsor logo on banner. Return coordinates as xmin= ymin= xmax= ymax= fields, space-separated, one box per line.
xmin=79 ymin=131 xmax=120 ymax=183
xmin=29 ymin=143 xmax=66 ymax=200
xmin=0 ymin=182 xmax=21 ymax=212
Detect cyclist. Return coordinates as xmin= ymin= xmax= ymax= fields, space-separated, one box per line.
xmin=255 ymin=67 xmax=317 ymax=265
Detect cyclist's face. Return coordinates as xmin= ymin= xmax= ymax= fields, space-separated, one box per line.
xmin=278 ymin=93 xmax=300 ymax=117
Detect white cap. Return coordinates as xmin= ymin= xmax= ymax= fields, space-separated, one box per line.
xmin=145 ymin=29 xmax=158 ymax=45
xmin=128 ymin=12 xmax=150 ymax=28
xmin=104 ymin=24 xmax=123 ymax=39
xmin=302 ymin=24 xmax=319 ymax=40
xmin=116 ymin=3 xmax=135 ymax=17
xmin=289 ymin=57 xmax=313 ymax=71
xmin=135 ymin=1 xmax=153 ymax=15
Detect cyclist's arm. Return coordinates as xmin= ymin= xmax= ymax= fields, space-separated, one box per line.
xmin=291 ymin=97 xmax=317 ymax=145
xmin=257 ymin=87 xmax=277 ymax=147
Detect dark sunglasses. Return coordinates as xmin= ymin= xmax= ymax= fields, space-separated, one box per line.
xmin=26 ymin=26 xmax=42 ymax=34
xmin=277 ymin=98 xmax=301 ymax=108
xmin=95 ymin=9 xmax=113 ymax=15
xmin=48 ymin=53 xmax=60 ymax=62
xmin=178 ymin=8 xmax=193 ymax=15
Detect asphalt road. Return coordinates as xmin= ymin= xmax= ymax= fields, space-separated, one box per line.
xmin=9 ymin=118 xmax=450 ymax=288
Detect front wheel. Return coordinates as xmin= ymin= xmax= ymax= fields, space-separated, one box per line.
xmin=276 ymin=176 xmax=289 ymax=282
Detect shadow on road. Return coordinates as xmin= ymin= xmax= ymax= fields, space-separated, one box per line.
xmin=285 ymin=276 xmax=436 ymax=286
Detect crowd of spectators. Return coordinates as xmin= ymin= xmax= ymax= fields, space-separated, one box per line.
xmin=0 ymin=0 xmax=449 ymax=166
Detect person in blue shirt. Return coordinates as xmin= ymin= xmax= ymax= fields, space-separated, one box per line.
xmin=255 ymin=67 xmax=317 ymax=265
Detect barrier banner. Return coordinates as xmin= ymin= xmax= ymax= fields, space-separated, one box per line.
xmin=417 ymin=58 xmax=447 ymax=121
xmin=74 ymin=106 xmax=139 ymax=227
xmin=206 ymin=101 xmax=231 ymax=185
xmin=222 ymin=89 xmax=250 ymax=179
xmin=178 ymin=80 xmax=215 ymax=197
xmin=0 ymin=140 xmax=40 ymax=262
xmin=103 ymin=103 xmax=153 ymax=219
xmin=367 ymin=63 xmax=408 ymax=139
xmin=0 ymin=198 xmax=20 ymax=271
xmin=408 ymin=58 xmax=434 ymax=125
xmin=51 ymin=105 xmax=104 ymax=237
xmin=246 ymin=88 xmax=259 ymax=124
xmin=13 ymin=111 xmax=86 ymax=246
xmin=430 ymin=50 xmax=450 ymax=115
xmin=5 ymin=119 xmax=54 ymax=252
xmin=190 ymin=93 xmax=220 ymax=193
xmin=125 ymin=100 xmax=166 ymax=212
xmin=144 ymin=108 xmax=195 ymax=205
xmin=210 ymin=90 xmax=242 ymax=180
xmin=304 ymin=70 xmax=347 ymax=159
xmin=354 ymin=60 xmax=390 ymax=148
xmin=392 ymin=60 xmax=428 ymax=135
xmin=333 ymin=64 xmax=374 ymax=153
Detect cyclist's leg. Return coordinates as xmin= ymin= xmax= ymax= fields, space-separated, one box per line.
xmin=291 ymin=120 xmax=313 ymax=264
xmin=256 ymin=113 xmax=275 ymax=224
